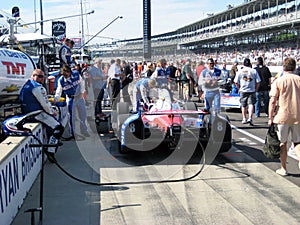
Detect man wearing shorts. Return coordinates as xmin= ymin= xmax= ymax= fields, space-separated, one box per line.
xmin=234 ymin=58 xmax=261 ymax=125
xmin=180 ymin=58 xmax=193 ymax=102
xmin=268 ymin=57 xmax=300 ymax=176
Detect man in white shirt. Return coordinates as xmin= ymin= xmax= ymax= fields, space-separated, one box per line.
xmin=108 ymin=58 xmax=125 ymax=109
xmin=234 ymin=58 xmax=261 ymax=125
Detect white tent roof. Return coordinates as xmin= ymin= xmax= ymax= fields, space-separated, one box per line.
xmin=0 ymin=33 xmax=60 ymax=47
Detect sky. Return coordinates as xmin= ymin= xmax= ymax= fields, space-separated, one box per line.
xmin=0 ymin=0 xmax=245 ymax=45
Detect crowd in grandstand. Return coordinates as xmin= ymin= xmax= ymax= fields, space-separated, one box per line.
xmin=120 ymin=46 xmax=300 ymax=68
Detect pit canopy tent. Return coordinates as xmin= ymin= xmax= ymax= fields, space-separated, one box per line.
xmin=0 ymin=33 xmax=61 ymax=70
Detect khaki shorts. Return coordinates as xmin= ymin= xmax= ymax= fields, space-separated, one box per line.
xmin=276 ymin=124 xmax=300 ymax=143
xmin=183 ymin=83 xmax=189 ymax=96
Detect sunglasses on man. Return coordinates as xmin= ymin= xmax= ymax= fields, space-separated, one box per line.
xmin=34 ymin=74 xmax=45 ymax=78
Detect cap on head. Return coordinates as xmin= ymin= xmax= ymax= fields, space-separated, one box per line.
xmin=207 ymin=58 xmax=214 ymax=64
xmin=257 ymin=57 xmax=263 ymax=65
xmin=244 ymin=58 xmax=251 ymax=67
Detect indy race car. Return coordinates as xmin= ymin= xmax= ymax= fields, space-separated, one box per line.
xmin=110 ymin=87 xmax=232 ymax=155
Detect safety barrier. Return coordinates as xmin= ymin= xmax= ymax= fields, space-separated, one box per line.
xmin=0 ymin=123 xmax=43 ymax=225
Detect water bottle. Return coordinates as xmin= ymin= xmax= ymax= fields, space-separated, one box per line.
xmin=196 ymin=117 xmax=203 ymax=127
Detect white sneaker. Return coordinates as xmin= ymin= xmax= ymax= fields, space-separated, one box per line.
xmin=276 ymin=168 xmax=288 ymax=176
xmin=298 ymin=162 xmax=300 ymax=171
xmin=242 ymin=119 xmax=247 ymax=124
xmin=247 ymin=118 xmax=254 ymax=126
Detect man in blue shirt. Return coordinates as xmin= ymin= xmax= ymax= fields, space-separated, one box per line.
xmin=55 ymin=65 xmax=89 ymax=138
xmin=132 ymin=78 xmax=156 ymax=112
xmin=199 ymin=58 xmax=223 ymax=114
xmin=20 ymin=69 xmax=64 ymax=162
xmin=59 ymin=38 xmax=74 ymax=67
xmin=88 ymin=57 xmax=106 ymax=103
xmin=151 ymin=58 xmax=170 ymax=87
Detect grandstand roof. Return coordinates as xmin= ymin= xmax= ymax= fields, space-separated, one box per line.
xmin=178 ymin=0 xmax=296 ymax=31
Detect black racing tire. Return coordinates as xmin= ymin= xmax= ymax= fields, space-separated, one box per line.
xmin=118 ymin=140 xmax=131 ymax=154
xmin=218 ymin=113 xmax=230 ymax=122
xmin=184 ymin=102 xmax=197 ymax=110
xmin=213 ymin=114 xmax=232 ymax=153
xmin=219 ymin=142 xmax=232 ymax=153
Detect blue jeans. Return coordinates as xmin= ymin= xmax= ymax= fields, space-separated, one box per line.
xmin=255 ymin=91 xmax=269 ymax=117
xmin=204 ymin=90 xmax=220 ymax=113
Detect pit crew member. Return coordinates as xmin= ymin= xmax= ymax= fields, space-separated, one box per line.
xmin=54 ymin=65 xmax=89 ymax=138
xmin=19 ymin=69 xmax=64 ymax=161
xmin=132 ymin=78 xmax=156 ymax=112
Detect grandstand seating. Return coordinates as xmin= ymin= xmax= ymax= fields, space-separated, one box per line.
xmin=89 ymin=0 xmax=300 ymax=65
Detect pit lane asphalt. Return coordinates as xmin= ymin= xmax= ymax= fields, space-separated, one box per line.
xmin=11 ymin=105 xmax=300 ymax=225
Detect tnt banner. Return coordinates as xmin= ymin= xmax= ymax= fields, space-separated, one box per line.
xmin=52 ymin=21 xmax=66 ymax=41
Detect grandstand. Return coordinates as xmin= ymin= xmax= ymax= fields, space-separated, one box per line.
xmin=90 ymin=0 xmax=300 ymax=65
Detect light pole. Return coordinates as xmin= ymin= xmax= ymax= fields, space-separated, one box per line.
xmin=86 ymin=35 xmax=121 ymax=41
xmin=40 ymin=0 xmax=44 ymax=34
xmin=80 ymin=0 xmax=85 ymax=60
xmin=8 ymin=18 xmax=15 ymax=49
xmin=78 ymin=16 xmax=123 ymax=50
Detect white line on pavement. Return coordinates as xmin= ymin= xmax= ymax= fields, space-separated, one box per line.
xmin=231 ymin=124 xmax=265 ymax=144
xmin=231 ymin=124 xmax=298 ymax=160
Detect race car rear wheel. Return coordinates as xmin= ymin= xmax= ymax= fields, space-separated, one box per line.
xmin=118 ymin=140 xmax=130 ymax=154
xmin=212 ymin=113 xmax=232 ymax=153
xmin=184 ymin=102 xmax=197 ymax=110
